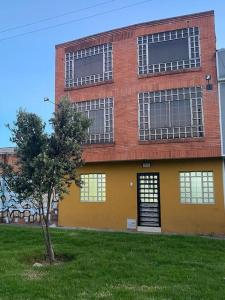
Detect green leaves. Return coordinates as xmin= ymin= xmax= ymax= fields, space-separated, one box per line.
xmin=1 ymin=97 xmax=90 ymax=203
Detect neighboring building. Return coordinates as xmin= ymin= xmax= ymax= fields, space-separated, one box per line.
xmin=55 ymin=10 xmax=225 ymax=234
xmin=0 ymin=147 xmax=16 ymax=165
xmin=0 ymin=148 xmax=58 ymax=224
xmin=217 ymin=49 xmax=225 ymax=156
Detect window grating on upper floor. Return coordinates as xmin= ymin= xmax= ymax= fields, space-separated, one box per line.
xmin=65 ymin=43 xmax=112 ymax=88
xmin=138 ymin=27 xmax=200 ymax=75
xmin=74 ymin=97 xmax=114 ymax=144
xmin=138 ymin=87 xmax=204 ymax=141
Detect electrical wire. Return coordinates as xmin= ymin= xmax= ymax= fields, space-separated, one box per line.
xmin=0 ymin=0 xmax=117 ymax=34
xmin=0 ymin=0 xmax=153 ymax=42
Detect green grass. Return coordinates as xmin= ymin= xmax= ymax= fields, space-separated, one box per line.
xmin=0 ymin=225 xmax=225 ymax=300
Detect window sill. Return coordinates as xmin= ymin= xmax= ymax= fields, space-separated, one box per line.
xmin=138 ymin=67 xmax=202 ymax=79
xmin=64 ymin=80 xmax=114 ymax=91
xmin=80 ymin=201 xmax=106 ymax=204
xmin=139 ymin=137 xmax=205 ymax=145
xmin=83 ymin=142 xmax=115 ymax=149
xmin=180 ymin=202 xmax=215 ymax=205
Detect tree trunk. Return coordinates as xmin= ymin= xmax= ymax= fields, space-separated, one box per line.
xmin=40 ymin=208 xmax=55 ymax=264
xmin=44 ymin=221 xmax=55 ymax=264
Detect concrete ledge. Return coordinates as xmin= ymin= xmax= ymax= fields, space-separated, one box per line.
xmin=137 ymin=226 xmax=161 ymax=233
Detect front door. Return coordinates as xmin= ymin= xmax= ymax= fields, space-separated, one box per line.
xmin=137 ymin=173 xmax=161 ymax=227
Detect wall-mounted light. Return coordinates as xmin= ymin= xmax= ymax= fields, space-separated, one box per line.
xmin=205 ymin=74 xmax=213 ymax=90
xmin=205 ymin=74 xmax=211 ymax=81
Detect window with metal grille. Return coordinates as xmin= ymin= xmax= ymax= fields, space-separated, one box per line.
xmin=65 ymin=43 xmax=112 ymax=88
xmin=180 ymin=172 xmax=214 ymax=204
xmin=138 ymin=27 xmax=200 ymax=75
xmin=138 ymin=87 xmax=204 ymax=141
xmin=80 ymin=174 xmax=106 ymax=202
xmin=74 ymin=97 xmax=114 ymax=144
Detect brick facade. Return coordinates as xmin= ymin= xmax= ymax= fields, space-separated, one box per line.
xmin=0 ymin=148 xmax=16 ymax=166
xmin=55 ymin=11 xmax=221 ymax=163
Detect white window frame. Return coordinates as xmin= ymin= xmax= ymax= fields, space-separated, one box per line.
xmin=74 ymin=97 xmax=114 ymax=144
xmin=138 ymin=86 xmax=204 ymax=141
xmin=180 ymin=171 xmax=215 ymax=204
xmin=137 ymin=27 xmax=201 ymax=75
xmin=80 ymin=174 xmax=106 ymax=202
xmin=65 ymin=43 xmax=112 ymax=88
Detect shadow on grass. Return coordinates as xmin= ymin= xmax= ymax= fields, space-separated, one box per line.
xmin=20 ymin=251 xmax=76 ymax=266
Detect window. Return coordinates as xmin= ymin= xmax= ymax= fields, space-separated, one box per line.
xmin=138 ymin=27 xmax=200 ymax=75
xmin=138 ymin=86 xmax=204 ymax=141
xmin=74 ymin=54 xmax=103 ymax=79
xmin=74 ymin=97 xmax=114 ymax=144
xmin=180 ymin=172 xmax=214 ymax=204
xmin=217 ymin=49 xmax=225 ymax=79
xmin=80 ymin=174 xmax=106 ymax=202
xmin=65 ymin=43 xmax=112 ymax=88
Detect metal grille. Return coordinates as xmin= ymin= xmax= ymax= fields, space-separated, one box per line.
xmin=138 ymin=86 xmax=204 ymax=141
xmin=80 ymin=174 xmax=106 ymax=202
xmin=180 ymin=171 xmax=214 ymax=204
xmin=65 ymin=43 xmax=112 ymax=88
xmin=138 ymin=27 xmax=200 ymax=75
xmin=137 ymin=173 xmax=160 ymax=227
xmin=74 ymin=97 xmax=114 ymax=144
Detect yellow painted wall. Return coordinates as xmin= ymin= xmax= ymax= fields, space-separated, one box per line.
xmin=58 ymin=158 xmax=225 ymax=234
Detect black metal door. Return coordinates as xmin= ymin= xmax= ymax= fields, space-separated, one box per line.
xmin=137 ymin=173 xmax=161 ymax=227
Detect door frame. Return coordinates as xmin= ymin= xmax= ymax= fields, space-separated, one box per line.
xmin=137 ymin=172 xmax=161 ymax=228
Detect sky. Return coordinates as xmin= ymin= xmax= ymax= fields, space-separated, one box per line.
xmin=0 ymin=0 xmax=224 ymax=147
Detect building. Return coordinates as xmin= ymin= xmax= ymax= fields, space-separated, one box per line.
xmin=217 ymin=49 xmax=225 ymax=156
xmin=55 ymin=10 xmax=225 ymax=234
xmin=0 ymin=148 xmax=58 ymax=224
xmin=0 ymin=147 xmax=16 ymax=165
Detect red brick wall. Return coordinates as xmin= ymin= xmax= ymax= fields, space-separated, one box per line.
xmin=55 ymin=11 xmax=221 ymax=162
xmin=0 ymin=154 xmax=17 ymax=166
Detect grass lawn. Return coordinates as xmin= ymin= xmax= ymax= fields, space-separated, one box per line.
xmin=0 ymin=225 xmax=225 ymax=300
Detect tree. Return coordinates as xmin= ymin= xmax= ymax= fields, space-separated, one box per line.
xmin=0 ymin=99 xmax=90 ymax=264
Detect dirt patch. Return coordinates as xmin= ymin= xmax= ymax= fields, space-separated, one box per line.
xmin=22 ymin=252 xmax=75 ymax=266
xmin=95 ymin=291 xmax=112 ymax=299
xmin=112 ymin=284 xmax=165 ymax=292
xmin=23 ymin=269 xmax=45 ymax=281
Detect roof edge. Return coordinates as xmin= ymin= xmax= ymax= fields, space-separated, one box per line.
xmin=217 ymin=48 xmax=225 ymax=52
xmin=0 ymin=147 xmax=16 ymax=155
xmin=55 ymin=10 xmax=214 ymax=49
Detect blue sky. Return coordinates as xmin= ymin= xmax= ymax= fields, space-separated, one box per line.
xmin=0 ymin=0 xmax=224 ymax=147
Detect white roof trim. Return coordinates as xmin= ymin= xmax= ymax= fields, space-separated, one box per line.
xmin=0 ymin=147 xmax=16 ymax=155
